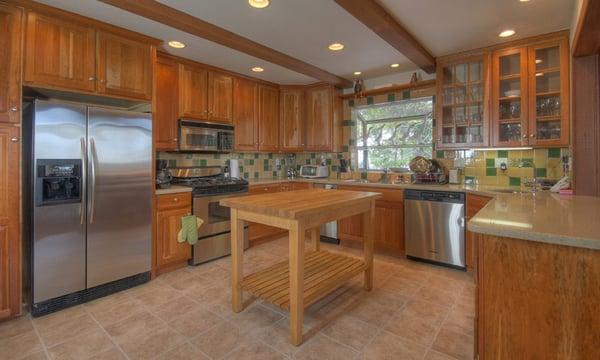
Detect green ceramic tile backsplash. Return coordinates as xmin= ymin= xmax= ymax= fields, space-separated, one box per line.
xmin=157 ymin=151 xmax=348 ymax=179
xmin=434 ymin=148 xmax=569 ymax=186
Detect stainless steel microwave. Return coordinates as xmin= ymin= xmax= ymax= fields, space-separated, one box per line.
xmin=179 ymin=120 xmax=234 ymax=152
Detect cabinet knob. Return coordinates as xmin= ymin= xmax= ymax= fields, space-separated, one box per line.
xmin=530 ymin=134 xmax=536 ymax=138
xmin=10 ymin=137 xmax=19 ymax=143
xmin=436 ymin=138 xmax=441 ymax=142
xmin=173 ymin=197 xmax=179 ymax=201
xmin=10 ymin=106 xmax=18 ymax=112
xmin=88 ymin=76 xmax=95 ymax=81
xmin=522 ymin=134 xmax=528 ymax=138
xmin=99 ymin=79 xmax=106 ymax=83
xmin=173 ymin=138 xmax=178 ymax=142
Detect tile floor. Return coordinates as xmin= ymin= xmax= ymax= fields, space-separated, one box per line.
xmin=0 ymin=238 xmax=475 ymax=360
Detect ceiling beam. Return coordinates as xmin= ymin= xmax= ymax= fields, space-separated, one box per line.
xmin=334 ymin=0 xmax=436 ymax=74
xmin=98 ymin=0 xmax=353 ymax=88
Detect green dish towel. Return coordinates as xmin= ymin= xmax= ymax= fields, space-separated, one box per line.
xmin=178 ymin=215 xmax=200 ymax=245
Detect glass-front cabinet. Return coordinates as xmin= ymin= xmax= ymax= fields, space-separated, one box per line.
xmin=436 ymin=55 xmax=489 ymax=149
xmin=492 ymin=47 xmax=528 ymax=146
xmin=491 ymin=38 xmax=569 ymax=147
xmin=527 ymin=39 xmax=569 ymax=146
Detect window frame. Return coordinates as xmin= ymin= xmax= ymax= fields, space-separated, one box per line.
xmin=354 ymin=98 xmax=434 ymax=171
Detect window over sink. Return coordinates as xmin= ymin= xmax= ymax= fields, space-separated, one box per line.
xmin=354 ymin=97 xmax=434 ymax=170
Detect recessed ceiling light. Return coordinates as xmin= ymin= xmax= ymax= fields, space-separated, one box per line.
xmin=499 ymin=29 xmax=516 ymax=38
xmin=390 ymin=63 xmax=400 ymax=68
xmin=248 ymin=0 xmax=270 ymax=9
xmin=328 ymin=43 xmax=344 ymax=51
xmin=167 ymin=41 xmax=186 ymax=49
xmin=251 ymin=67 xmax=264 ymax=72
xmin=353 ymin=71 xmax=362 ymax=75
xmin=535 ymin=59 xmax=542 ymax=64
xmin=519 ymin=0 xmax=531 ymax=2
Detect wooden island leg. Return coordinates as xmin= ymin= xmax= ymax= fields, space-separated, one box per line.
xmin=310 ymin=227 xmax=320 ymax=251
xmin=231 ymin=209 xmax=244 ymax=312
xmin=363 ymin=201 xmax=375 ymax=291
xmin=289 ymin=220 xmax=305 ymax=346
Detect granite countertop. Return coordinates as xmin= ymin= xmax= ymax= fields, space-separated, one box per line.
xmin=468 ymin=192 xmax=600 ymax=250
xmin=247 ymin=177 xmax=600 ymax=250
xmin=246 ymin=177 xmax=518 ymax=197
xmin=155 ymin=185 xmax=193 ymax=195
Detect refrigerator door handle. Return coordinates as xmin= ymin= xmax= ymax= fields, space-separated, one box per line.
xmin=89 ymin=137 xmax=97 ymax=224
xmin=80 ymin=137 xmax=86 ymax=225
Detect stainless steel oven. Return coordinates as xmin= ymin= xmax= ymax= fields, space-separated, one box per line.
xmin=191 ymin=191 xmax=249 ymax=264
xmin=179 ymin=120 xmax=234 ymax=152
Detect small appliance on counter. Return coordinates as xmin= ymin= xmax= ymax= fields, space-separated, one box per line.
xmin=156 ymin=159 xmax=172 ymax=189
xmin=300 ymin=165 xmax=330 ymax=178
xmin=448 ymin=169 xmax=461 ymax=184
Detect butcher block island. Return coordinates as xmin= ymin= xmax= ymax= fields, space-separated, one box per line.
xmin=220 ymin=188 xmax=381 ymax=346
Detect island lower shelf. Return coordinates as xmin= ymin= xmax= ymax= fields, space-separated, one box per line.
xmin=242 ymin=250 xmax=365 ymax=310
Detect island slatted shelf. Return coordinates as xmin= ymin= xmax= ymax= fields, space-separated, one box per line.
xmin=220 ymin=188 xmax=380 ymax=346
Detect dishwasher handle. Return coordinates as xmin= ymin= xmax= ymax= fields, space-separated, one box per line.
xmin=404 ymin=189 xmax=465 ymax=203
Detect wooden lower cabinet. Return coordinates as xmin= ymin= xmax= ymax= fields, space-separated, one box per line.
xmin=0 ymin=125 xmax=20 ymax=320
xmin=476 ymin=234 xmax=600 ymax=359
xmin=466 ymin=194 xmax=492 ymax=274
xmin=155 ymin=193 xmax=192 ymax=275
xmin=337 ymin=186 xmax=404 ymax=255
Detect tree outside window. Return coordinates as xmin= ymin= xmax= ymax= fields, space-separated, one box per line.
xmin=354 ymin=97 xmax=434 ymax=170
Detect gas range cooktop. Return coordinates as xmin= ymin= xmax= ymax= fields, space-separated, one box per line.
xmin=170 ymin=166 xmax=248 ymax=196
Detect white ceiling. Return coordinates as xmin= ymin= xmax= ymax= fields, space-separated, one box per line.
xmin=379 ymin=0 xmax=575 ymax=56
xmin=36 ymin=0 xmax=575 ymax=87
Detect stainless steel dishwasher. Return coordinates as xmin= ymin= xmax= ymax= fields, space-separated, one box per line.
xmin=404 ymin=189 xmax=466 ymax=269
xmin=312 ymin=183 xmax=340 ymax=244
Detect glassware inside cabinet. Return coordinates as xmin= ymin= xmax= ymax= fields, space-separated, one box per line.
xmin=533 ymin=45 xmax=563 ymax=142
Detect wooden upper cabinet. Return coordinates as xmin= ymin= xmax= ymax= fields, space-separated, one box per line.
xmin=209 ymin=72 xmax=233 ymax=123
xmin=0 ymin=4 xmax=22 ymax=124
xmin=258 ymin=85 xmax=280 ymax=152
xmin=0 ymin=125 xmax=21 ymax=320
xmin=24 ymin=12 xmax=96 ymax=92
xmin=96 ymin=31 xmax=152 ymax=100
xmin=233 ymin=78 xmax=259 ymax=151
xmin=155 ymin=55 xmax=179 ymax=150
xmin=280 ymin=88 xmax=305 ymax=152
xmin=305 ymin=84 xmax=341 ymax=152
xmin=436 ymin=55 xmax=490 ymax=149
xmin=527 ymin=39 xmax=570 ymax=147
xmin=179 ymin=63 xmax=209 ymax=120
xmin=491 ymin=47 xmax=529 ymax=147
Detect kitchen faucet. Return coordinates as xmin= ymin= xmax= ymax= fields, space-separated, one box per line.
xmin=519 ymin=159 xmax=538 ymax=193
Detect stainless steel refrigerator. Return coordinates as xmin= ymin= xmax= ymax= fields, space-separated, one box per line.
xmin=25 ymin=100 xmax=152 ymax=316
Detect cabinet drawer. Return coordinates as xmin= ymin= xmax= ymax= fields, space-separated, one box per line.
xmin=338 ymin=185 xmax=403 ymax=203
xmin=249 ymin=183 xmax=282 ymax=194
xmin=156 ymin=192 xmax=192 ymax=210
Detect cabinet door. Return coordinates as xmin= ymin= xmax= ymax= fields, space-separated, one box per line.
xmin=437 ymin=56 xmax=489 ymax=149
xmin=0 ymin=4 xmax=22 ymax=124
xmin=305 ymin=85 xmax=332 ymax=152
xmin=0 ymin=125 xmax=20 ymax=320
xmin=179 ymin=64 xmax=209 ymax=120
xmin=373 ymin=202 xmax=404 ymax=255
xmin=96 ymin=31 xmax=152 ymax=100
xmin=24 ymin=12 xmax=96 ymax=92
xmin=258 ymin=85 xmax=280 ymax=152
xmin=280 ymin=89 xmax=305 ymax=152
xmin=492 ymin=47 xmax=529 ymax=147
xmin=466 ymin=194 xmax=491 ymax=275
xmin=233 ymin=78 xmax=259 ymax=151
xmin=156 ymin=207 xmax=191 ymax=271
xmin=527 ymin=39 xmax=570 ymax=146
xmin=155 ymin=56 xmax=179 ymax=150
xmin=209 ymin=72 xmax=233 ymax=123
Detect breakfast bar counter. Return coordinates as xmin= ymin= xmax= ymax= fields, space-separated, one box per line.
xmin=220 ymin=188 xmax=381 ymax=346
